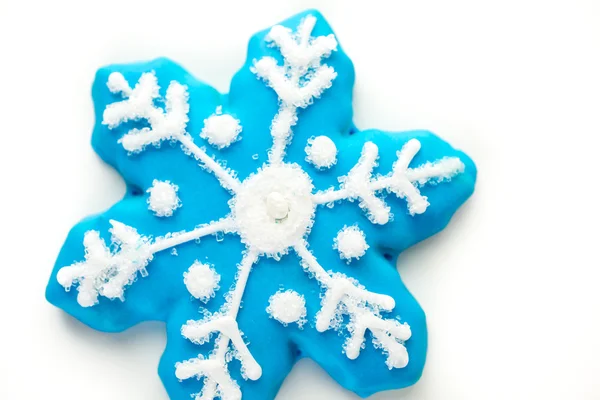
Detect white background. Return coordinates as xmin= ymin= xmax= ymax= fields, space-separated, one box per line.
xmin=1 ymin=0 xmax=599 ymax=399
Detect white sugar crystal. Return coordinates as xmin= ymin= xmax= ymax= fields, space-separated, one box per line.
xmin=200 ymin=112 xmax=242 ymax=149
xmin=334 ymin=226 xmax=369 ymax=261
xmin=305 ymin=135 xmax=337 ymax=169
xmin=147 ymin=180 xmax=181 ymax=217
xmin=267 ymin=290 xmax=307 ymax=326
xmin=184 ymin=262 xmax=220 ymax=302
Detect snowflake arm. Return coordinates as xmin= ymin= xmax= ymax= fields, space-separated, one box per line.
xmin=57 ymin=217 xmax=235 ymax=307
xmin=252 ymin=14 xmax=338 ymax=165
xmin=312 ymin=139 xmax=465 ymax=222
xmin=175 ymin=249 xmax=261 ymax=400
xmin=104 ymin=71 xmax=241 ymax=192
xmin=294 ymin=241 xmax=411 ymax=368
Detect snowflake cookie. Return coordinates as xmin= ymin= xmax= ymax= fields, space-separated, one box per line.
xmin=46 ymin=10 xmax=476 ymax=400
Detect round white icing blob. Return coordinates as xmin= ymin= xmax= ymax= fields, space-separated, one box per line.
xmin=232 ymin=164 xmax=315 ymax=256
xmin=147 ymin=180 xmax=180 ymax=217
xmin=305 ymin=135 xmax=337 ymax=169
xmin=267 ymin=290 xmax=307 ymax=325
xmin=106 ymin=72 xmax=131 ymax=95
xmin=184 ymin=262 xmax=220 ymax=302
xmin=200 ymin=114 xmax=242 ymax=149
xmin=334 ymin=226 xmax=369 ymax=261
xmin=76 ymin=290 xmax=98 ymax=308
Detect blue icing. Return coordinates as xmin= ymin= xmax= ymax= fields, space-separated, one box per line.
xmin=46 ymin=9 xmax=476 ymax=400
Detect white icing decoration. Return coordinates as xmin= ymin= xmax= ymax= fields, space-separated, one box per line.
xmin=104 ymin=72 xmax=188 ymax=152
xmin=231 ymin=164 xmax=315 ymax=257
xmin=313 ymin=139 xmax=465 ymax=223
xmin=56 ymin=221 xmax=153 ymax=307
xmin=103 ymin=71 xmax=241 ymax=192
xmin=252 ymin=14 xmax=337 ymax=165
xmin=295 ymin=242 xmax=410 ymax=368
xmin=147 ymin=179 xmax=181 ymax=217
xmin=57 ymin=14 xmax=469 ymax=398
xmin=184 ymin=262 xmax=220 ymax=303
xmin=267 ymin=290 xmax=307 ymax=327
xmin=334 ymin=226 xmax=369 ymax=261
xmin=176 ymin=250 xmax=262 ymax=397
xmin=305 ymin=135 xmax=337 ymax=169
xmin=201 ymin=109 xmax=242 ymax=149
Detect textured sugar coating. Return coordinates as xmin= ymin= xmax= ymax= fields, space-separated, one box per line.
xmin=334 ymin=226 xmax=369 ymax=261
xmin=267 ymin=289 xmax=307 ymax=327
xmin=201 ymin=108 xmax=242 ymax=149
xmin=184 ymin=262 xmax=220 ymax=302
xmin=104 ymin=72 xmax=189 ymax=153
xmin=147 ymin=180 xmax=181 ymax=217
xmin=305 ymin=135 xmax=337 ymax=169
xmin=231 ymin=163 xmax=315 ymax=257
xmin=46 ymin=10 xmax=477 ymax=400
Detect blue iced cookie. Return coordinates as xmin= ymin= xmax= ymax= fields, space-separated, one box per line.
xmin=47 ymin=10 xmax=476 ymax=400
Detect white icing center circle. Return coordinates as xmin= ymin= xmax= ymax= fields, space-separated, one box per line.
xmin=232 ymin=164 xmax=315 ymax=255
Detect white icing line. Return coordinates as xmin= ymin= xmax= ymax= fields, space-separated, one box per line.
xmin=253 ymin=15 xmax=338 ymax=165
xmin=149 ymin=218 xmax=236 ymax=253
xmin=404 ymin=157 xmax=465 ymax=184
xmin=57 ymin=221 xmax=153 ymax=307
xmin=103 ymin=71 xmax=241 ymax=193
xmin=311 ymin=188 xmax=349 ymax=204
xmin=312 ymin=139 xmax=465 ymax=220
xmin=253 ymin=58 xmax=336 ymax=109
xmin=268 ymin=106 xmax=297 ymax=165
xmin=181 ymin=316 xmax=261 ymax=380
xmin=104 ymin=72 xmax=186 ymax=151
xmin=178 ymin=134 xmax=241 ymax=192
xmin=323 ymin=142 xmax=390 ymax=224
xmin=294 ymin=241 xmax=408 ymax=366
xmin=344 ymin=302 xmax=411 ymax=369
xmin=175 ymin=250 xmax=262 ymax=400
xmin=266 ymin=16 xmax=337 ymax=75
xmin=58 ymin=218 xmax=236 ymax=307
xmin=175 ymin=357 xmax=240 ymax=400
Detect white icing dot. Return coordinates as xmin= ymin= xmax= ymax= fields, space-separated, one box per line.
xmin=184 ymin=262 xmax=220 ymax=302
xmin=200 ymin=111 xmax=242 ymax=149
xmin=267 ymin=290 xmax=307 ymax=326
xmin=147 ymin=180 xmax=181 ymax=217
xmin=305 ymin=135 xmax=337 ymax=169
xmin=334 ymin=226 xmax=369 ymax=261
xmin=77 ymin=290 xmax=98 ymax=308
